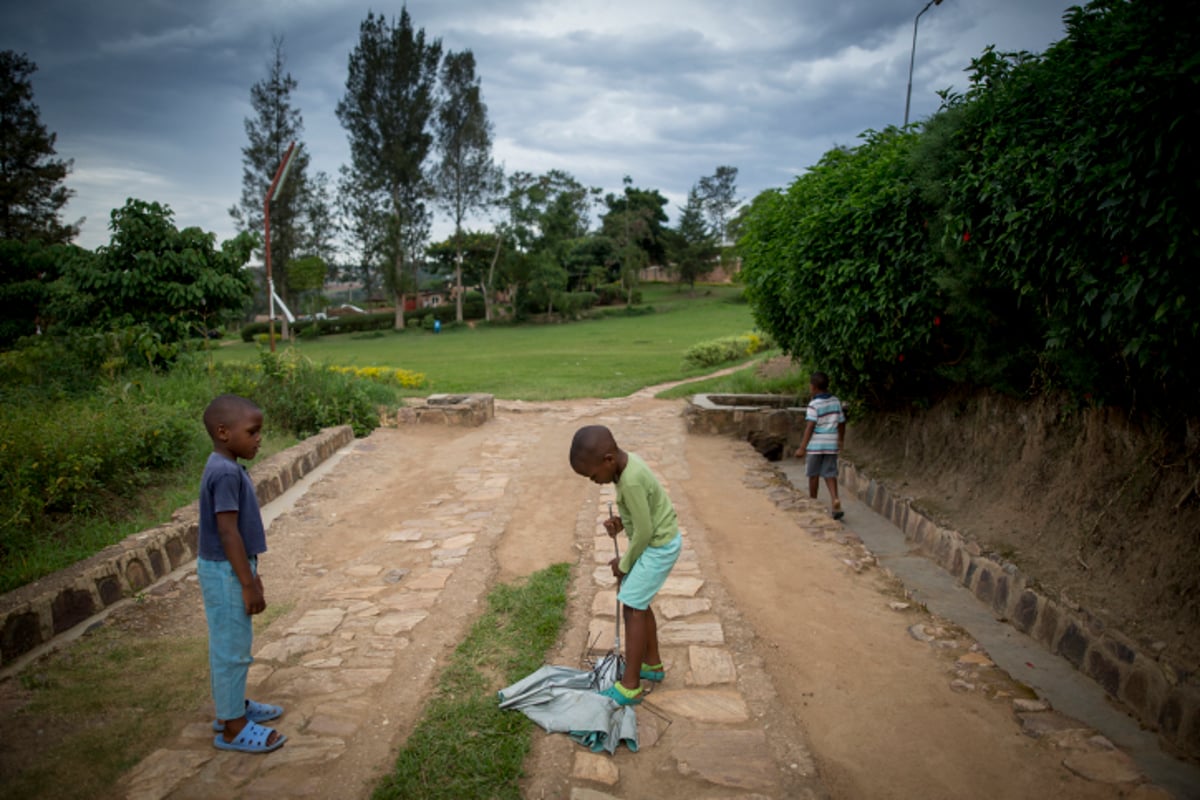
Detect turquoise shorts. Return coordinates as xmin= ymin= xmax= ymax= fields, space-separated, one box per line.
xmin=618 ymin=532 xmax=682 ymax=610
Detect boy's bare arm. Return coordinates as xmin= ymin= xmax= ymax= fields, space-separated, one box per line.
xmin=795 ymin=420 xmax=816 ymax=458
xmin=216 ymin=510 xmax=266 ymax=615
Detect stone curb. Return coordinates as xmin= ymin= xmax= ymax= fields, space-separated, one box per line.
xmin=379 ymin=393 xmax=494 ymax=427
xmin=838 ymin=459 xmax=1200 ymax=761
xmin=0 ymin=425 xmax=354 ymax=668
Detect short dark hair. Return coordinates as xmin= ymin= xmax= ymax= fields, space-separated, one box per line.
xmin=203 ymin=394 xmax=260 ymax=439
xmin=810 ymin=372 xmax=830 ymax=392
xmin=570 ymin=424 xmax=617 ymax=467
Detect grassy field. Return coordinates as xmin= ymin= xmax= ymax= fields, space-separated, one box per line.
xmin=213 ymin=285 xmax=756 ymax=400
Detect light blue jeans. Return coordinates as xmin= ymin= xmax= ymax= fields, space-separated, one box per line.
xmin=198 ymin=556 xmax=256 ymax=721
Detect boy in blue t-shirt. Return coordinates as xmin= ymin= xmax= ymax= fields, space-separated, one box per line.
xmin=198 ymin=394 xmax=286 ymax=753
xmin=794 ymin=372 xmax=847 ymax=520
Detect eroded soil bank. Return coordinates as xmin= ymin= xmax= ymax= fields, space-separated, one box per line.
xmin=842 ymin=390 xmax=1200 ymax=671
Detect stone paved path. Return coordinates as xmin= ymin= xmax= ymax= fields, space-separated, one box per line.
xmin=120 ymin=388 xmax=828 ymax=799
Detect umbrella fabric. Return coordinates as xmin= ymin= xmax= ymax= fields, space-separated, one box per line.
xmin=497 ymin=665 xmax=639 ymax=754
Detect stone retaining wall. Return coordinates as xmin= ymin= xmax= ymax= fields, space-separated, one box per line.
xmin=683 ymin=393 xmax=803 ymax=445
xmin=381 ymin=393 xmax=494 ymax=427
xmin=0 ymin=425 xmax=354 ymax=669
xmin=840 ymin=460 xmax=1200 ymax=760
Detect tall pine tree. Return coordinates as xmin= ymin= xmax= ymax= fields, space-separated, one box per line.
xmin=434 ymin=49 xmax=501 ymax=322
xmin=337 ymin=9 xmax=441 ymax=330
xmin=0 ymin=51 xmax=77 ymax=244
xmin=229 ymin=37 xmax=310 ymax=307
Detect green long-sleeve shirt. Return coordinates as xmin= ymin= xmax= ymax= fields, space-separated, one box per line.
xmin=615 ymin=453 xmax=678 ymax=573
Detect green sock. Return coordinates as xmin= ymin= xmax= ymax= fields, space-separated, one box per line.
xmin=614 ymin=682 xmax=642 ymax=698
xmin=642 ymin=662 xmax=664 ymax=670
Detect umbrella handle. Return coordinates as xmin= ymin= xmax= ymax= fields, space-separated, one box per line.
xmin=610 ymin=502 xmax=621 ymax=651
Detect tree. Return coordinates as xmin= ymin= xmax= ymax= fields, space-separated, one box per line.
xmin=229 ymin=38 xmax=311 ymax=308
xmin=0 ymin=239 xmax=75 ymax=346
xmin=336 ymin=163 xmax=388 ymax=303
xmin=669 ymin=186 xmax=719 ymax=290
xmin=0 ymin=51 xmax=78 ymax=244
xmin=434 ymin=49 xmax=502 ymax=322
xmin=60 ymin=199 xmax=256 ymax=342
xmin=697 ymin=165 xmax=739 ymax=245
xmin=337 ymin=10 xmax=442 ymax=330
xmin=599 ymin=176 xmax=669 ymax=271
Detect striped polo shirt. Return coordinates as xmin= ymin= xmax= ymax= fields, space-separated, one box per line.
xmin=805 ymin=393 xmax=845 ymax=454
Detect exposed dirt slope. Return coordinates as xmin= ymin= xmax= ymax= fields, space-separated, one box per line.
xmin=842 ymin=389 xmax=1200 ymax=670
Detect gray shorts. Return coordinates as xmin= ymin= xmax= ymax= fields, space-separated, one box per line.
xmin=805 ymin=453 xmax=839 ymax=479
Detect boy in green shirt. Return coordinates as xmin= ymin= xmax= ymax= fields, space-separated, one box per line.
xmin=570 ymin=425 xmax=682 ymax=705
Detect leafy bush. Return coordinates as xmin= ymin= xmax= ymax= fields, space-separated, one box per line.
xmin=251 ymin=350 xmax=395 ymax=437
xmin=0 ymin=395 xmax=198 ymax=565
xmin=683 ymin=332 xmax=772 ymax=369
xmin=738 ymin=0 xmax=1200 ymax=416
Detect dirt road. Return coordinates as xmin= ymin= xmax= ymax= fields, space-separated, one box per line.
xmin=101 ymin=387 xmax=1166 ymax=799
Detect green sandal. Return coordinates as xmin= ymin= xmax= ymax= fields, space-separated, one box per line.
xmin=640 ymin=662 xmax=665 ymax=682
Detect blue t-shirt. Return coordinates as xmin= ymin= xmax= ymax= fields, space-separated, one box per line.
xmin=198 ymin=452 xmax=267 ymax=561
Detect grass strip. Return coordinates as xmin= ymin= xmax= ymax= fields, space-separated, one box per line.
xmin=373 ymin=562 xmax=572 ymax=800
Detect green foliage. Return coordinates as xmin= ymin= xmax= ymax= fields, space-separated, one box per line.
xmin=0 ymin=51 xmax=78 ymax=244
xmin=0 ymin=239 xmax=73 ymax=346
xmin=251 ymin=349 xmax=394 ymax=437
xmin=0 ymin=395 xmax=196 ymax=579
xmin=740 ymin=127 xmax=937 ymax=406
xmin=669 ymin=185 xmax=720 ymax=288
xmin=0 ymin=324 xmax=179 ymax=399
xmin=56 ymin=200 xmax=256 ymax=343
xmin=683 ymin=331 xmax=772 ymax=369
xmin=739 ymin=0 xmax=1200 ymax=415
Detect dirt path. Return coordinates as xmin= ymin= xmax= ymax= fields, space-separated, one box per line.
xmin=22 ymin=387 xmax=1171 ymax=798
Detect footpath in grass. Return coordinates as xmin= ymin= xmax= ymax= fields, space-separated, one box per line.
xmin=373 ymin=563 xmax=571 ymax=800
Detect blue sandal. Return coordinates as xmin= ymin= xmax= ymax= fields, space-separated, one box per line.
xmin=213 ymin=719 xmax=286 ymax=753
xmin=213 ymin=699 xmax=284 ymax=732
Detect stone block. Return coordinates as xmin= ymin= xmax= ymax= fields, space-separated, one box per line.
xmin=1013 ymin=591 xmax=1039 ymax=633
xmin=572 ymin=752 xmax=619 ymax=785
xmin=51 ymin=588 xmax=96 ymax=634
xmin=1057 ymin=620 xmax=1090 ymax=669
xmin=647 ymin=688 xmax=750 ymax=723
xmin=148 ymin=548 xmax=165 ymax=578
xmin=165 ymin=537 xmax=187 ymax=570
xmin=1034 ymin=601 xmax=1061 ymax=649
xmin=1104 ymin=634 xmax=1137 ymax=665
xmin=96 ymin=573 xmax=123 ymax=606
xmin=671 ymin=728 xmax=777 ymax=791
xmin=1085 ymin=648 xmax=1122 ymax=697
xmin=950 ymin=546 xmax=966 ymax=581
xmin=687 ymin=645 xmax=737 ymax=685
xmin=974 ymin=564 xmax=996 ymax=605
xmin=125 ymin=557 xmax=151 ymax=592
xmin=992 ymin=573 xmax=1010 ymax=616
xmin=658 ymin=620 xmax=724 ymax=646
xmin=0 ymin=610 xmax=42 ymax=662
xmin=1119 ymin=663 xmax=1166 ymax=726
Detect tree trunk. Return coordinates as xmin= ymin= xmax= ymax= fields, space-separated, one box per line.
xmin=483 ymin=235 xmax=503 ymax=322
xmin=393 ymin=251 xmax=406 ymax=330
xmin=454 ymin=247 xmax=464 ymax=323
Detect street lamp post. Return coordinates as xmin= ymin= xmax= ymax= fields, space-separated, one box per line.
xmin=904 ymin=0 xmax=944 ymax=127
xmin=263 ymin=140 xmax=300 ymax=352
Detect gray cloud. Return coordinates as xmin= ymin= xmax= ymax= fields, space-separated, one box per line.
xmin=1 ymin=0 xmax=1076 ymax=249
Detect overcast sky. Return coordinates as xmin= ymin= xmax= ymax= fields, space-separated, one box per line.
xmin=2 ymin=0 xmax=1078 ymax=252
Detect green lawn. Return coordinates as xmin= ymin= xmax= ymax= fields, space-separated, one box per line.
xmin=214 ymin=285 xmax=756 ymax=401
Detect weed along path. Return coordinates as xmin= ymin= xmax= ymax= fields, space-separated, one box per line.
xmin=2 ymin=384 xmax=1178 ymax=798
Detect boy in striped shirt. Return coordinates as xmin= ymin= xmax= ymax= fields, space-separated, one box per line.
xmin=795 ymin=371 xmax=847 ymax=520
